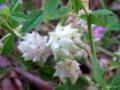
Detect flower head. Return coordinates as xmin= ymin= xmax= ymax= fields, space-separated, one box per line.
xmin=67 ymin=13 xmax=88 ymax=32
xmin=54 ymin=59 xmax=81 ymax=84
xmin=93 ymin=26 xmax=107 ymax=41
xmin=46 ymin=24 xmax=87 ymax=60
xmin=18 ymin=32 xmax=50 ymax=62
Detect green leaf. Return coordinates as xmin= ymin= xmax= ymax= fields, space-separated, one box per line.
xmin=10 ymin=12 xmax=26 ymax=22
xmin=39 ymin=66 xmax=55 ymax=81
xmin=70 ymin=0 xmax=83 ymax=13
xmin=63 ymin=78 xmax=72 ymax=90
xmin=91 ymin=56 xmax=105 ymax=87
xmin=110 ymin=73 xmax=120 ymax=86
xmin=107 ymin=15 xmax=118 ymax=23
xmin=91 ymin=9 xmax=113 ymax=16
xmin=9 ymin=0 xmax=22 ymax=12
xmin=54 ymin=76 xmax=87 ymax=90
xmin=73 ymin=76 xmax=87 ymax=90
xmin=107 ymin=22 xmax=120 ymax=31
xmin=109 ymin=73 xmax=120 ymax=89
xmin=80 ymin=14 xmax=107 ymax=26
xmin=0 ymin=19 xmax=18 ymax=37
xmin=43 ymin=0 xmax=68 ymax=21
xmin=91 ymin=15 xmax=106 ymax=26
xmin=0 ymin=0 xmax=6 ymax=3
xmin=111 ymin=61 xmax=120 ymax=70
xmin=7 ymin=16 xmax=18 ymax=28
xmin=51 ymin=6 xmax=69 ymax=20
xmin=21 ymin=10 xmax=43 ymax=32
xmin=106 ymin=15 xmax=120 ymax=31
xmin=2 ymin=34 xmax=15 ymax=55
xmin=54 ymin=86 xmax=65 ymax=90
xmin=43 ymin=0 xmax=60 ymax=16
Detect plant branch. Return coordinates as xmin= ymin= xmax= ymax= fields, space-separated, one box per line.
xmin=87 ymin=14 xmax=97 ymax=61
xmin=0 ymin=19 xmax=21 ymax=39
xmin=13 ymin=67 xmax=54 ymax=90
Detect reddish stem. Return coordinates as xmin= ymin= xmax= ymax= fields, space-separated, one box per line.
xmin=13 ymin=68 xmax=54 ymax=90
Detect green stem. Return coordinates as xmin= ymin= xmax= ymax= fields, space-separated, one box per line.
xmin=80 ymin=74 xmax=96 ymax=87
xmin=1 ymin=33 xmax=11 ymax=42
xmin=87 ymin=14 xmax=97 ymax=61
xmin=87 ymin=14 xmax=106 ymax=89
xmin=98 ymin=46 xmax=118 ymax=57
xmin=0 ymin=20 xmax=21 ymax=39
xmin=10 ymin=0 xmax=20 ymax=12
xmin=110 ymin=35 xmax=120 ymax=43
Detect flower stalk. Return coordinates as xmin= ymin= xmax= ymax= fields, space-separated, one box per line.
xmin=87 ymin=14 xmax=97 ymax=61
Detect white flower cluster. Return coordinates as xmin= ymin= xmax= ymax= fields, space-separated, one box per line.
xmin=18 ymin=23 xmax=86 ymax=84
xmin=18 ymin=32 xmax=50 ymax=62
xmin=46 ymin=24 xmax=87 ymax=84
xmin=46 ymin=24 xmax=87 ymax=60
xmin=54 ymin=59 xmax=81 ymax=84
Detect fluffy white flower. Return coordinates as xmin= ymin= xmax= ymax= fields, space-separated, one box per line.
xmin=18 ymin=32 xmax=50 ymax=62
xmin=54 ymin=59 xmax=81 ymax=84
xmin=46 ymin=24 xmax=87 ymax=60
